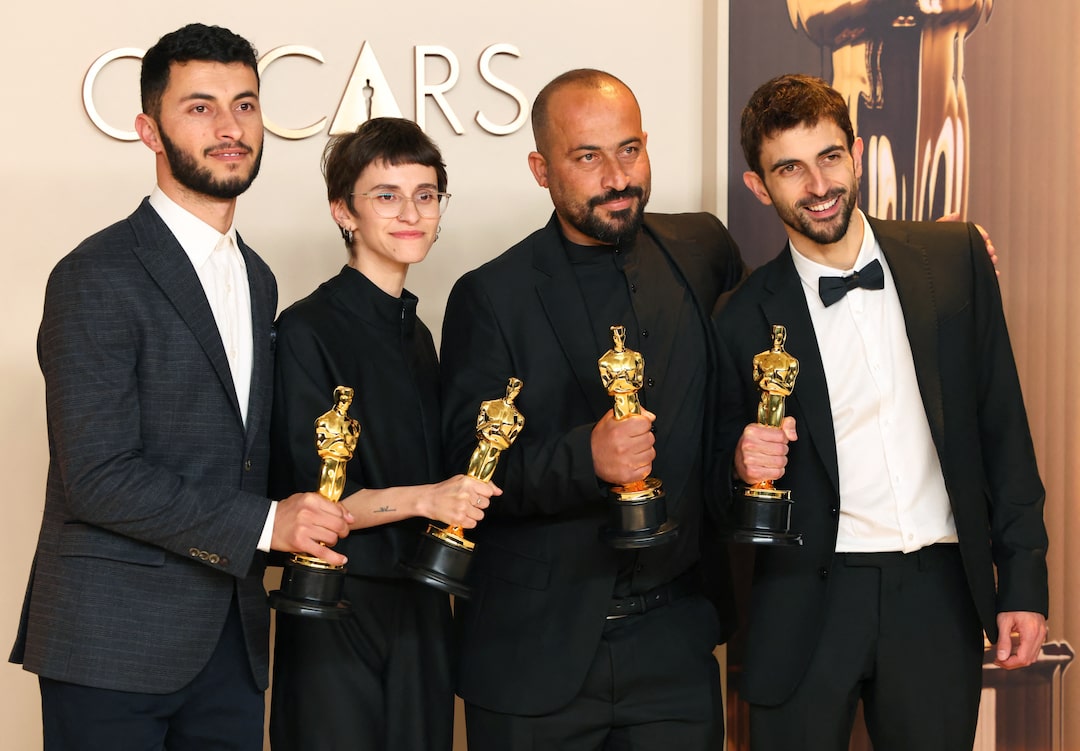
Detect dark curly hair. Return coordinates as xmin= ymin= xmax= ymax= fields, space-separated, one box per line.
xmin=140 ymin=23 xmax=258 ymax=119
xmin=740 ymin=73 xmax=854 ymax=177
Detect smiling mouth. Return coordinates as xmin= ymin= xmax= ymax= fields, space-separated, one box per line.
xmin=801 ymin=192 xmax=842 ymax=214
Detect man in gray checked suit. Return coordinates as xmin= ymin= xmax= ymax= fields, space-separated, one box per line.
xmin=9 ymin=23 xmax=351 ymax=751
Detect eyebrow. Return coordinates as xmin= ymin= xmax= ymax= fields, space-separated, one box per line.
xmin=178 ymin=90 xmax=259 ymax=104
xmin=367 ymin=182 xmax=439 ymax=191
xmin=768 ymin=143 xmax=845 ymax=172
xmin=569 ymin=136 xmax=642 ymax=153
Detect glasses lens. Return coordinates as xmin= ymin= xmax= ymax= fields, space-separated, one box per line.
xmin=364 ymin=191 xmax=449 ymax=218
xmin=368 ymin=192 xmax=402 ymax=218
xmin=413 ymin=190 xmax=440 ymax=217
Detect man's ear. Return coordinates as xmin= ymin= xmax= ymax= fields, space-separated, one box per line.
xmin=743 ymin=170 xmax=773 ymax=207
xmin=528 ymin=151 xmax=548 ymax=188
xmin=134 ymin=113 xmax=163 ymax=154
xmin=851 ymin=136 xmax=864 ymax=183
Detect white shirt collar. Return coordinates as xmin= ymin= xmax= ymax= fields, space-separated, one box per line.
xmin=788 ymin=209 xmax=880 ymax=293
xmin=147 ymin=186 xmax=238 ymax=268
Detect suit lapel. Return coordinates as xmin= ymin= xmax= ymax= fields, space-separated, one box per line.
xmin=532 ymin=218 xmax=614 ymax=418
xmin=871 ymin=218 xmax=946 ymax=453
xmin=760 ymin=248 xmax=841 ymax=495
xmin=240 ymin=236 xmax=273 ymax=449
xmin=128 ymin=200 xmax=243 ymax=428
xmin=637 ymin=220 xmax=695 ymax=389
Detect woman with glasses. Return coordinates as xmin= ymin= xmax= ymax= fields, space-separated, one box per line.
xmin=268 ymin=117 xmax=498 ymax=750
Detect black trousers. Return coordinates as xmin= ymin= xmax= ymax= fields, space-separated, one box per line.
xmin=750 ymin=544 xmax=984 ymax=751
xmin=465 ymin=594 xmax=724 ymax=751
xmin=270 ymin=574 xmax=453 ymax=751
xmin=40 ymin=597 xmax=263 ymax=751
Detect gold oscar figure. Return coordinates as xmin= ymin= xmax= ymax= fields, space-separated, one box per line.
xmin=727 ymin=325 xmax=803 ymax=545
xmin=270 ymin=386 xmax=360 ymax=618
xmin=401 ymin=377 xmax=525 ymax=598
xmin=598 ymin=325 xmax=678 ymax=548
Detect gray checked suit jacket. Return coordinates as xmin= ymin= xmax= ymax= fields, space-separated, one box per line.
xmin=10 ymin=198 xmax=278 ymax=693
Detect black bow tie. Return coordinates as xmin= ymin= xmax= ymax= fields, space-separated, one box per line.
xmin=818 ymin=259 xmax=885 ymax=307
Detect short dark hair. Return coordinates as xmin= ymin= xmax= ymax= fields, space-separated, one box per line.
xmin=530 ymin=69 xmax=635 ymax=156
xmin=141 ymin=23 xmax=259 ymax=119
xmin=322 ymin=117 xmax=448 ymax=210
xmin=740 ymin=73 xmax=854 ymax=176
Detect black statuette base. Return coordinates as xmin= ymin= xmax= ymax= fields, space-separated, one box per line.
xmin=400 ymin=532 xmax=473 ymax=599
xmin=723 ymin=488 xmax=803 ymax=546
xmin=601 ymin=486 xmax=679 ymax=549
xmin=269 ymin=560 xmax=351 ymax=618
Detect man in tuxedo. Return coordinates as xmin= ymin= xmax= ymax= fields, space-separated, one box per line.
xmin=440 ymin=69 xmax=745 ymax=750
xmin=715 ymin=73 xmax=1048 ymax=751
xmin=10 ymin=23 xmax=351 ymax=751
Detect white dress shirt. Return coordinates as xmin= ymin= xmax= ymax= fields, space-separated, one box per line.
xmin=788 ymin=210 xmax=957 ymax=553
xmin=148 ymin=187 xmax=276 ymax=551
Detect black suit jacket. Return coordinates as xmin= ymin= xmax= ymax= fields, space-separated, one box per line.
xmin=10 ymin=198 xmax=278 ymax=693
xmin=713 ymin=217 xmax=1049 ymax=706
xmin=440 ymin=212 xmax=745 ymax=715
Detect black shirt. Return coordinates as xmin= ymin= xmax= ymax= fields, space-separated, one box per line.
xmin=563 ymin=228 xmax=707 ymax=595
xmin=270 ymin=265 xmax=441 ymax=577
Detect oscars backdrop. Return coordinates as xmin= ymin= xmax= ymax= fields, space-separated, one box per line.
xmin=725 ymin=2 xmax=1077 ymax=749
xmin=0 ymin=2 xmax=728 ymax=749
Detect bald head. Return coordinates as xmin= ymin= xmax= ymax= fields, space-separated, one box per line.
xmin=531 ymin=69 xmax=639 ymax=157
xmin=526 ymin=68 xmax=650 ymax=247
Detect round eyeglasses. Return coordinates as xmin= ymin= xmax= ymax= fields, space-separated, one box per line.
xmin=352 ymin=190 xmax=451 ymax=218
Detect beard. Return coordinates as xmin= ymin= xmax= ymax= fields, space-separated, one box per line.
xmin=159 ymin=128 xmax=263 ymax=200
xmin=561 ymin=185 xmax=649 ymax=246
xmin=775 ymin=184 xmax=858 ymax=246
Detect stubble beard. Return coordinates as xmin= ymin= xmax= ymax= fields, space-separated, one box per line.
xmin=779 ymin=184 xmax=858 ymax=246
xmin=563 ymin=185 xmax=650 ymax=246
xmin=160 ymin=127 xmax=263 ymax=200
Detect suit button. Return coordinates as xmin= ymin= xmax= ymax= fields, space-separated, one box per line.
xmin=199 ymin=551 xmax=209 ymax=561
xmin=189 ymin=548 xmax=200 ymax=558
xmin=244 ymin=459 xmax=253 ymax=471
xmin=647 ymin=377 xmax=655 ymax=387
xmin=219 ymin=556 xmax=230 ymax=567
xmin=819 ymin=567 xmax=829 ymax=580
xmin=640 ymin=329 xmax=649 ymax=338
xmin=209 ymin=554 xmax=220 ymax=564
xmin=830 ymin=507 xmax=839 ymax=516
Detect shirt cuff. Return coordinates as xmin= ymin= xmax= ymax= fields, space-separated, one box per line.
xmin=257 ymin=501 xmax=277 ymax=553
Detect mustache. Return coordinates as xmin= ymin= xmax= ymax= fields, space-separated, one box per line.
xmin=589 ymin=186 xmax=644 ymax=209
xmin=797 ymin=187 xmax=846 ymax=209
xmin=203 ymin=141 xmax=254 ymax=157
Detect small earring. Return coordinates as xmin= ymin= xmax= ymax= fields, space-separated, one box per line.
xmin=434 ymin=225 xmax=442 ymax=242
xmin=340 ymin=226 xmax=353 ymax=244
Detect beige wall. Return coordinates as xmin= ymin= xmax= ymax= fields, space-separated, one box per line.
xmin=0 ymin=2 xmax=726 ymax=747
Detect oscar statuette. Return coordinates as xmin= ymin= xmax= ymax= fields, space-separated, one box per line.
xmin=269 ymin=385 xmax=359 ymax=618
xmin=598 ymin=325 xmax=678 ymax=548
xmin=726 ymin=324 xmax=803 ymax=545
xmin=400 ymin=377 xmax=525 ymax=599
